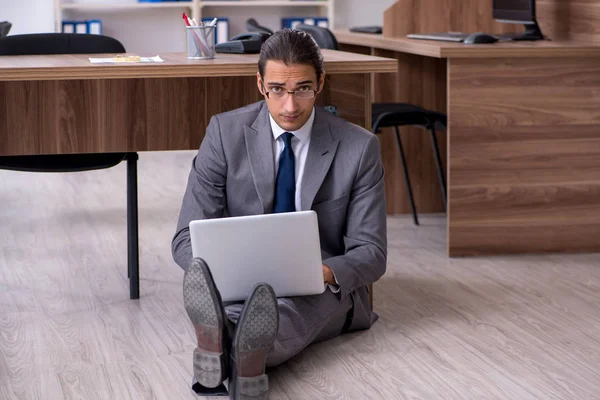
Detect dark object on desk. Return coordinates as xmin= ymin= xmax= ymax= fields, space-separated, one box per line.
xmin=407 ymin=32 xmax=469 ymax=42
xmin=0 ymin=21 xmax=11 ymax=37
xmin=245 ymin=18 xmax=274 ymax=36
xmin=215 ymin=32 xmax=270 ymax=54
xmin=464 ymin=32 xmax=499 ymax=44
xmin=493 ymin=0 xmax=544 ymax=40
xmin=349 ymin=25 xmax=382 ymax=34
xmin=296 ymin=24 xmax=447 ymax=226
xmin=0 ymin=33 xmax=141 ymax=300
xmin=295 ymin=24 xmax=339 ymax=51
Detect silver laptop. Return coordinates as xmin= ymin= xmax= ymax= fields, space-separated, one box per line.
xmin=189 ymin=211 xmax=326 ymax=302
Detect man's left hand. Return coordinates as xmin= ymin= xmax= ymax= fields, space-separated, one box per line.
xmin=322 ymin=264 xmax=335 ymax=285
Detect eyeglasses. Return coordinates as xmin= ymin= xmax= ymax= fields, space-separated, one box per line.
xmin=262 ymin=87 xmax=317 ymax=100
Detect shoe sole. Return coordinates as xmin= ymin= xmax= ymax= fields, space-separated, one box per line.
xmin=183 ymin=258 xmax=226 ymax=388
xmin=231 ymin=283 xmax=279 ymax=400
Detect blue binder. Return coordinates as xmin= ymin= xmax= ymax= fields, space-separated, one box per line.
xmin=202 ymin=17 xmax=230 ymax=44
xmin=281 ymin=17 xmax=328 ymax=30
xmin=62 ymin=19 xmax=102 ymax=34
xmin=87 ymin=20 xmax=102 ymax=35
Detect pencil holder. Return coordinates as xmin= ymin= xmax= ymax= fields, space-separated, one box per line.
xmin=187 ymin=25 xmax=215 ymax=60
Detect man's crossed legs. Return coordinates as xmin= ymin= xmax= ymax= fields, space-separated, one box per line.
xmin=183 ymin=258 xmax=353 ymax=399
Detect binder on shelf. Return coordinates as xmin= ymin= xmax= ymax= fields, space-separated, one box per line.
xmin=75 ymin=21 xmax=88 ymax=34
xmin=87 ymin=20 xmax=102 ymax=35
xmin=62 ymin=19 xmax=103 ymax=35
xmin=281 ymin=17 xmax=328 ymax=29
xmin=62 ymin=21 xmax=76 ymax=34
xmin=202 ymin=17 xmax=229 ymax=44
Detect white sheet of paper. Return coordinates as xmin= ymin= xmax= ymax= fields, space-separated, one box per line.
xmin=88 ymin=55 xmax=165 ymax=64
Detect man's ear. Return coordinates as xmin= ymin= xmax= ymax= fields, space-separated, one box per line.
xmin=317 ymin=71 xmax=326 ymax=94
xmin=256 ymin=72 xmax=264 ymax=95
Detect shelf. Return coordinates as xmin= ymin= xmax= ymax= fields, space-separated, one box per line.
xmin=61 ymin=2 xmax=193 ymax=11
xmin=200 ymin=1 xmax=329 ymax=7
xmin=60 ymin=1 xmax=328 ymax=11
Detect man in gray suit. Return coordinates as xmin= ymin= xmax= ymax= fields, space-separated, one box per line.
xmin=172 ymin=29 xmax=387 ymax=400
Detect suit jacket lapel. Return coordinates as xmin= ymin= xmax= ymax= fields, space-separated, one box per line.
xmin=244 ymin=104 xmax=275 ymax=213
xmin=300 ymin=108 xmax=340 ymax=211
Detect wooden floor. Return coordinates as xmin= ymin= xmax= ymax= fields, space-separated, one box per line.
xmin=1 ymin=151 xmax=600 ymax=400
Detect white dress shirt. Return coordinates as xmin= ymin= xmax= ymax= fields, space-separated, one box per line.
xmin=269 ymin=107 xmax=314 ymax=212
xmin=268 ymin=107 xmax=340 ymax=293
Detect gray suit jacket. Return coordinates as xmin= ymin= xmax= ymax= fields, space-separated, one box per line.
xmin=172 ymin=101 xmax=387 ymax=332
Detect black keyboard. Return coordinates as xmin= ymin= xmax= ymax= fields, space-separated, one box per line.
xmin=407 ymin=32 xmax=469 ymax=42
xmin=349 ymin=26 xmax=383 ymax=34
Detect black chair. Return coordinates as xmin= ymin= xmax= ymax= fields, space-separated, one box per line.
xmin=295 ymin=24 xmax=447 ymax=225
xmin=0 ymin=21 xmax=11 ymax=38
xmin=0 ymin=33 xmax=140 ymax=299
xmin=246 ymin=18 xmax=274 ymax=36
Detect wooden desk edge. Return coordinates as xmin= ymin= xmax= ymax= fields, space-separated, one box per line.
xmin=0 ymin=50 xmax=398 ymax=81
xmin=334 ymin=29 xmax=600 ymax=59
xmin=0 ymin=62 xmax=398 ymax=81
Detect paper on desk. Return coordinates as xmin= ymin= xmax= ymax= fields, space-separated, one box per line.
xmin=88 ymin=55 xmax=165 ymax=64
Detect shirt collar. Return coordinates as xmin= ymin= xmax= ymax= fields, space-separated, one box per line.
xmin=269 ymin=107 xmax=315 ymax=144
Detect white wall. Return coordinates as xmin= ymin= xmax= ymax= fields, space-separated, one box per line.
xmin=2 ymin=0 xmax=398 ymax=53
xmin=64 ymin=4 xmax=333 ymax=54
xmin=0 ymin=0 xmax=55 ymax=35
xmin=335 ymin=0 xmax=396 ymax=29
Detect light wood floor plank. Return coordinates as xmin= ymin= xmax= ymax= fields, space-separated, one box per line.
xmin=1 ymin=150 xmax=600 ymax=399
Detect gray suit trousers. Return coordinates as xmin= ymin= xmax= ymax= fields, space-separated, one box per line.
xmin=224 ymin=289 xmax=353 ymax=367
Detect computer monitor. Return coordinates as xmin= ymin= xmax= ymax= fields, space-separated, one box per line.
xmin=493 ymin=0 xmax=544 ymax=40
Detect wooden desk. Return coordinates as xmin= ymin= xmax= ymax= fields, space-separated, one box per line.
xmin=335 ymin=30 xmax=600 ymax=257
xmin=0 ymin=50 xmax=395 ymax=302
xmin=0 ymin=50 xmax=397 ymax=155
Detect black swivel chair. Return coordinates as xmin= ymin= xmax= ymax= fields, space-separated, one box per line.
xmin=0 ymin=21 xmax=11 ymax=37
xmin=246 ymin=18 xmax=274 ymax=35
xmin=0 ymin=33 xmax=141 ymax=299
xmin=295 ymin=24 xmax=447 ymax=226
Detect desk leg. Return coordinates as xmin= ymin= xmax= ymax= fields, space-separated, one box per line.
xmin=127 ymin=152 xmax=140 ymax=299
xmin=448 ymin=57 xmax=600 ymax=256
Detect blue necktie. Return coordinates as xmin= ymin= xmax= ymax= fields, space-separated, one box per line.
xmin=273 ymin=132 xmax=295 ymax=213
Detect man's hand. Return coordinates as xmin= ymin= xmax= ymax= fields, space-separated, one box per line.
xmin=322 ymin=264 xmax=335 ymax=285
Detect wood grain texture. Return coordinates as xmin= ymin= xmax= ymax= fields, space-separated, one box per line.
xmin=380 ymin=0 xmax=600 ymax=44
xmin=2 ymin=157 xmax=600 ymax=399
xmin=538 ymin=0 xmax=600 ymax=43
xmin=382 ymin=0 xmax=521 ymax=38
xmin=0 ymin=76 xmax=366 ymax=156
xmin=448 ymin=57 xmax=600 ymax=256
xmin=334 ymin=30 xmax=600 ymax=59
xmin=0 ymin=50 xmax=397 ymax=82
xmin=0 ymin=78 xmax=206 ymax=155
xmin=323 ymin=73 xmax=371 ymax=129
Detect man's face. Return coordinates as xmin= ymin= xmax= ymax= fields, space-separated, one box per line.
xmin=257 ymin=60 xmax=325 ymax=132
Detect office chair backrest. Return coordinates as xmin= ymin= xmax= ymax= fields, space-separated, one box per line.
xmin=295 ymin=24 xmax=339 ymax=50
xmin=0 ymin=33 xmax=125 ymax=56
xmin=246 ymin=18 xmax=274 ymax=36
xmin=0 ymin=21 xmax=11 ymax=38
